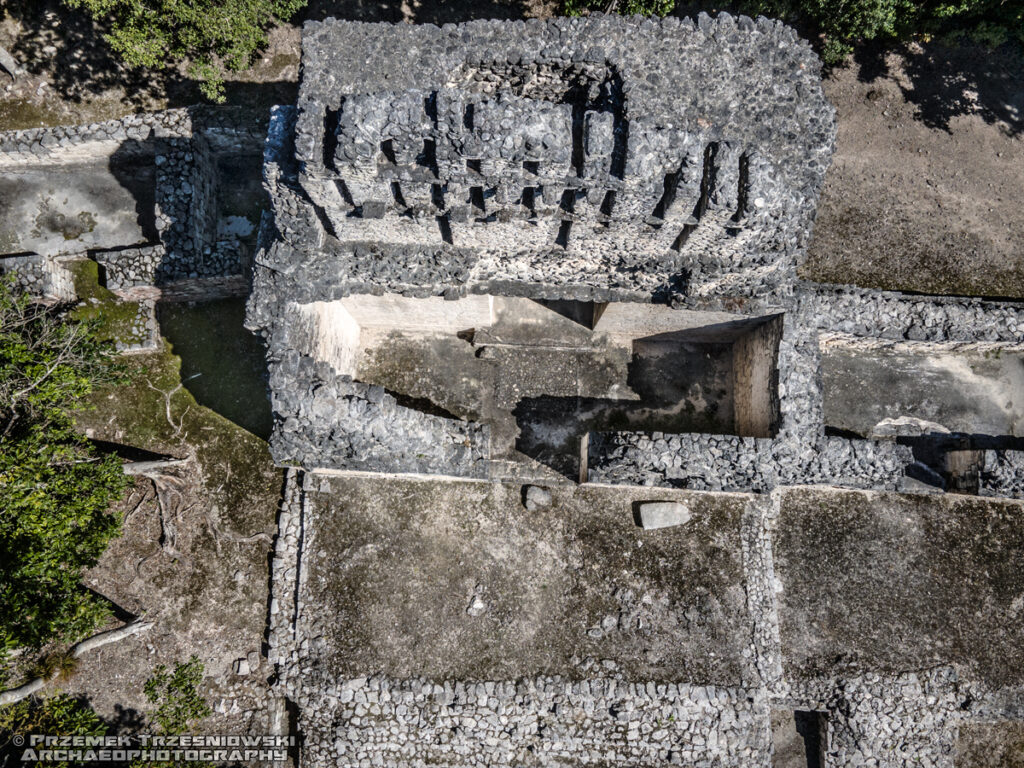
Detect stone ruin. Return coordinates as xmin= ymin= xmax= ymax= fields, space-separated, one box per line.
xmin=247 ymin=21 xmax=1024 ymax=763
xmin=248 ymin=21 xmax=1024 ymax=763
xmin=2 ymin=11 xmax=1024 ymax=768
xmin=247 ymin=13 xmax=1024 ymax=499
xmin=0 ymin=107 xmax=266 ymax=349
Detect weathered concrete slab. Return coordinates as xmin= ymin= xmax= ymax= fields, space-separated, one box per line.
xmin=0 ymin=163 xmax=155 ymax=256
xmin=822 ymin=341 xmax=1024 ymax=437
xmin=297 ymin=476 xmax=754 ymax=684
xmin=774 ymin=487 xmax=1024 ymax=689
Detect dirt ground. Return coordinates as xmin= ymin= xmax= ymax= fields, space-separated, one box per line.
xmin=57 ymin=334 xmax=283 ymax=733
xmin=803 ymin=41 xmax=1024 ymax=299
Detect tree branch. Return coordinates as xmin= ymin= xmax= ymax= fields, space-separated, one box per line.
xmin=0 ymin=44 xmax=23 ymax=79
xmin=0 ymin=619 xmax=154 ymax=706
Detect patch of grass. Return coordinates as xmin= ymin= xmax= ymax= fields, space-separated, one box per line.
xmin=68 ymin=259 xmax=116 ymax=302
xmin=66 ymin=259 xmax=147 ymax=347
xmin=0 ymin=98 xmax=66 ymax=132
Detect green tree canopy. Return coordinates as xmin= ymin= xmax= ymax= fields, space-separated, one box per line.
xmin=0 ymin=279 xmax=129 ymax=657
xmin=563 ymin=0 xmax=1023 ymax=64
xmin=62 ymin=0 xmax=307 ymax=102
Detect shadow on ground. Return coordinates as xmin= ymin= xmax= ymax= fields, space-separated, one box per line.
xmin=157 ymin=299 xmax=273 ymax=440
xmin=3 ymin=0 xmax=170 ymax=108
xmin=4 ymin=0 xmax=1020 ymax=139
xmin=1 ymin=0 xmax=543 ymax=111
xmin=853 ymin=39 xmax=1024 ymax=137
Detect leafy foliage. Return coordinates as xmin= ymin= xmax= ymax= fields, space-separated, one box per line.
xmin=142 ymin=656 xmax=211 ymax=737
xmin=564 ymin=0 xmax=675 ymax=15
xmin=0 ymin=694 xmax=106 ymax=768
xmin=734 ymin=0 xmax=1023 ymax=63
xmin=0 ymin=278 xmax=129 ymax=658
xmin=562 ymin=0 xmax=1023 ymax=63
xmin=135 ymin=657 xmax=213 ymax=768
xmin=0 ymin=661 xmax=210 ymax=768
xmin=61 ymin=0 xmax=307 ymax=102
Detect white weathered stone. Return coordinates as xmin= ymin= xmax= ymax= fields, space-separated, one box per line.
xmin=638 ymin=501 xmax=691 ymax=530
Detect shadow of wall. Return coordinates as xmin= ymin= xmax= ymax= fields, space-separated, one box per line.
xmin=95 ymin=108 xmax=268 ymax=290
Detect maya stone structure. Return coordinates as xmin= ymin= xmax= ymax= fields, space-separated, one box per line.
xmin=267 ymin=475 xmax=1024 ymax=768
xmin=247 ymin=20 xmax=1024 ymax=764
xmin=0 ymin=107 xmax=266 ymax=302
xmin=248 ymin=13 xmax=1024 ymax=500
xmin=2 ymin=11 xmax=1024 ymax=768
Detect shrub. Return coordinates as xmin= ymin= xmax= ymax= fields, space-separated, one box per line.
xmin=0 ymin=279 xmax=130 ymax=659
xmin=0 ymin=694 xmax=106 ymax=768
xmin=29 ymin=652 xmax=81 ymax=684
xmin=736 ymin=0 xmax=1023 ymax=63
xmin=61 ymin=0 xmax=307 ymax=102
xmin=136 ymin=657 xmax=212 ymax=768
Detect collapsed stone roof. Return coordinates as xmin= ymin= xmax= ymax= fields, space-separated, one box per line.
xmin=251 ymin=12 xmax=835 ymax=311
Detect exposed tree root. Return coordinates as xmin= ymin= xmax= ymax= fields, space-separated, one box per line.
xmin=0 ymin=619 xmax=154 ymax=706
xmin=145 ymin=378 xmax=191 ymax=438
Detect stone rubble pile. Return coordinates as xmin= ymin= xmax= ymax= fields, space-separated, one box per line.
xmin=268 ymin=351 xmax=490 ymax=476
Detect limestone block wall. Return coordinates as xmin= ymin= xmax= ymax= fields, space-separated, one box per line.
xmin=254 ymin=13 xmax=836 ymax=319
xmin=267 ymin=350 xmax=490 ymax=477
xmin=802 ymin=284 xmax=1024 ymax=343
xmin=0 ymin=110 xmax=192 ymax=166
xmin=299 ymin=677 xmax=771 ymax=768
xmin=586 ymin=432 xmax=912 ymax=493
xmin=1 ymin=253 xmax=53 ymax=296
xmin=114 ymin=298 xmax=160 ymax=353
xmin=153 ymin=135 xmax=236 ymax=282
xmin=0 ymin=253 xmax=76 ymax=302
xmin=189 ymin=133 xmax=220 ymax=266
xmin=0 ymin=106 xmax=265 ymax=165
xmin=93 ymin=245 xmax=166 ymax=290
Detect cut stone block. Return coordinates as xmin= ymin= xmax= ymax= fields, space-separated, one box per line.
xmin=638 ymin=501 xmax=691 ymax=530
xmin=524 ymin=485 xmax=552 ymax=511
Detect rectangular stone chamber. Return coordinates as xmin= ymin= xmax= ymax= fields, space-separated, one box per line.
xmin=286 ymin=292 xmax=784 ymax=480
xmin=819 ymin=333 xmax=1024 ymax=492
